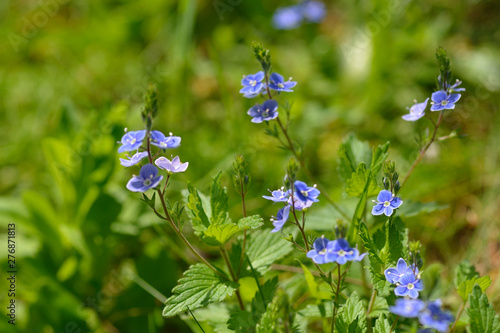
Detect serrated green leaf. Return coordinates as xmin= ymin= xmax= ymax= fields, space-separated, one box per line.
xmin=380 ymin=217 xmax=406 ymax=266
xmin=163 ymin=264 xmax=238 ymax=318
xmin=336 ymin=292 xmax=367 ymax=333
xmin=203 ymin=223 xmax=241 ymax=246
xmin=296 ymin=260 xmax=329 ymax=300
xmin=347 ymin=169 xmax=372 ymax=245
xmin=458 ymin=276 xmax=492 ymax=301
xmin=246 ymin=230 xmax=293 ymax=274
xmin=468 ymin=284 xmax=500 ymax=333
xmin=238 ymin=215 xmax=264 ymax=230
xmin=346 ymin=163 xmax=379 ymax=197
xmin=367 ymin=296 xmax=389 ymax=319
xmin=338 ymin=134 xmax=372 ymax=182
xmin=187 ymin=183 xmax=210 ymax=233
xmin=298 ymin=302 xmax=333 ymax=318
xmin=359 ymin=222 xmax=384 ymax=269
xmin=210 ymin=172 xmax=229 ymax=225
xmin=373 ymin=314 xmax=391 ymax=333
xmin=455 ymin=261 xmax=480 ymax=288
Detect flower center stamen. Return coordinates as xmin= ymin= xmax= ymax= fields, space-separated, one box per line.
xmin=407 ymin=283 xmax=414 ymax=290
xmin=338 ymin=250 xmax=345 ymax=256
xmin=441 ymin=100 xmax=448 ymax=106
xmin=384 ymin=201 xmax=391 ymax=207
xmin=250 ymin=80 xmax=257 ymax=87
xmin=301 ymin=190 xmax=309 ymax=197
xmin=143 ymin=179 xmax=152 ymax=186
xmin=319 ymin=249 xmax=327 ymax=255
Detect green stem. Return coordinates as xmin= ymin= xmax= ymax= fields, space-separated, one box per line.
xmin=236 ymin=178 xmax=247 ymax=279
xmin=221 ymin=248 xmax=244 ymax=310
xmin=389 ymin=315 xmax=399 ymax=333
xmin=401 ymin=110 xmax=444 ymax=189
xmin=449 ymin=301 xmax=466 ymax=332
xmin=331 ymin=264 xmax=342 ymax=333
xmin=366 ymin=289 xmax=378 ymax=316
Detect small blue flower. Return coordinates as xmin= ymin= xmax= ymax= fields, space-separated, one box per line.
xmin=325 ymin=238 xmax=367 ymax=265
xmin=126 ymin=163 xmax=163 ymax=192
xmin=385 ymin=258 xmax=419 ymax=284
xmin=269 ymin=73 xmax=297 ymax=92
xmin=418 ymin=300 xmax=454 ymax=333
xmin=430 ymin=90 xmax=461 ymax=111
xmin=150 ymin=131 xmax=181 ymax=150
xmin=272 ymin=5 xmax=303 ymax=30
xmin=247 ymin=100 xmax=279 ymax=123
xmin=155 ymin=156 xmax=189 ymax=173
xmin=119 ymin=151 xmax=149 ymax=167
xmin=263 ymin=188 xmax=290 ymax=202
xmin=389 ymin=299 xmax=425 ymax=318
xmin=294 ymin=181 xmax=320 ymax=203
xmin=394 ymin=272 xmax=424 ymax=299
xmin=402 ymin=98 xmax=429 ymax=121
xmin=447 ymin=79 xmax=465 ymax=92
xmin=270 ymin=205 xmax=291 ymax=233
xmin=302 ymin=1 xmax=326 ymax=23
xmin=118 ymin=130 xmax=146 ymax=153
xmin=372 ymin=190 xmax=403 ymax=216
xmin=288 ymin=196 xmax=314 ymax=211
xmin=240 ymin=71 xmax=265 ymax=96
xmin=306 ymin=236 xmax=330 ymax=264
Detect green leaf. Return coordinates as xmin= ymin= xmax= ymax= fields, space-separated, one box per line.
xmin=338 ymin=133 xmax=372 ymax=182
xmin=246 ymin=230 xmax=293 ymax=275
xmin=373 ymin=315 xmax=391 ymax=333
xmin=296 ymin=260 xmax=329 ymax=300
xmin=468 ymin=284 xmax=500 ymax=333
xmin=347 ymin=169 xmax=372 ymax=245
xmin=238 ymin=215 xmax=264 ymax=230
xmin=397 ymin=200 xmax=448 ymax=218
xmin=298 ymin=301 xmax=333 ymax=318
xmin=458 ymin=276 xmax=492 ymax=301
xmin=370 ymin=142 xmax=390 ymax=176
xmin=203 ymin=223 xmax=241 ymax=246
xmin=346 ymin=163 xmax=379 ymax=197
xmin=210 ymin=172 xmax=229 ymax=225
xmin=163 ymin=264 xmax=238 ymax=318
xmin=336 ymin=292 xmax=367 ymax=333
xmin=455 ymin=261 xmax=480 ymax=288
xmin=187 ymin=183 xmax=210 ymax=233
xmin=380 ymin=217 xmax=407 ymax=266
xmin=367 ymin=296 xmax=389 ymax=319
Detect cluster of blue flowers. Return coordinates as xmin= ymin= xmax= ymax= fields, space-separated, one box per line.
xmin=118 ymin=129 xmax=188 ymax=192
xmin=263 ymin=181 xmax=319 ymax=232
xmin=272 ymin=1 xmax=326 ymax=30
xmin=385 ymin=258 xmax=453 ymax=332
xmin=371 ymin=189 xmax=403 ymax=217
xmin=402 ymin=77 xmax=465 ymax=121
xmin=390 ymin=299 xmax=454 ymax=332
xmin=306 ymin=236 xmax=367 ymax=265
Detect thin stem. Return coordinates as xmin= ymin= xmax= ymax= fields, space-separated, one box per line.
xmin=331 ymin=264 xmax=342 ymax=333
xmin=366 ymin=289 xmax=378 ymax=316
xmin=221 ymin=248 xmax=244 ymax=310
xmin=237 ymin=178 xmax=247 ymax=279
xmin=389 ymin=315 xmax=399 ymax=333
xmin=402 ymin=110 xmax=445 ymax=189
xmin=449 ymin=301 xmax=466 ymax=332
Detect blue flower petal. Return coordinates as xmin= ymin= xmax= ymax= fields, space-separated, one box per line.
xmin=377 ymin=190 xmax=393 ymax=202
xmin=431 ymin=90 xmax=447 ymax=103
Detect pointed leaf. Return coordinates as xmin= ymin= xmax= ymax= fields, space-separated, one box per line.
xmin=468 ymin=284 xmax=500 ymax=333
xmin=210 ymin=172 xmax=229 ymax=225
xmin=203 ymin=223 xmax=241 ymax=246
xmin=238 ymin=215 xmax=264 ymax=230
xmin=187 ymin=183 xmax=210 ymax=233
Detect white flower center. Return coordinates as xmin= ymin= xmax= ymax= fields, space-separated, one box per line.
xmin=407 ymin=283 xmax=414 ymax=290
xmin=319 ymin=249 xmax=327 ymax=255
xmin=278 ymin=83 xmax=284 ymax=88
xmin=250 ymin=80 xmax=257 ymax=87
xmin=338 ymin=250 xmax=345 ymax=256
xmin=143 ymin=179 xmax=152 ymax=186
xmin=262 ymin=109 xmax=269 ymax=117
xmin=301 ymin=190 xmax=309 ymax=197
xmin=130 ymin=138 xmax=136 ymax=145
xmin=441 ymin=100 xmax=448 ymax=106
xmin=384 ymin=201 xmax=391 ymax=207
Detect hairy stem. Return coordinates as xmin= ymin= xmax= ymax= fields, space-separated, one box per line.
xmin=402 ymin=110 xmax=445 ymax=188
xmin=221 ymin=248 xmax=244 ymax=310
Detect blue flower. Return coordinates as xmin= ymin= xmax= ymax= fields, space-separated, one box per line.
xmin=418 ymin=300 xmax=454 ymax=333
xmin=119 ymin=151 xmax=149 ymax=167
xmin=394 ymin=272 xmax=424 ymax=299
xmin=430 ymin=90 xmax=461 ymax=111
xmin=247 ymin=100 xmax=279 ymax=123
xmin=306 ymin=236 xmax=330 ymax=264
xmin=302 ymin=1 xmax=326 ymax=23
xmin=372 ymin=190 xmax=403 ymax=216
xmin=325 ymin=238 xmax=367 ymax=265
xmin=270 ymin=205 xmax=291 ymax=233
xmin=294 ymin=181 xmax=320 ymax=203
xmin=155 ymin=156 xmax=189 ymax=173
xmin=384 ymin=258 xmax=419 ymax=284
xmin=447 ymin=79 xmax=465 ymax=92
xmin=402 ymin=98 xmax=429 ymax=121
xmin=269 ymin=73 xmax=297 ymax=92
xmin=118 ymin=130 xmax=146 ymax=153
xmin=240 ymin=71 xmax=265 ymax=96
xmin=272 ymin=6 xmax=303 ymax=30
xmin=263 ymin=188 xmax=290 ymax=202
xmin=150 ymin=131 xmax=181 ymax=150
xmin=288 ymin=196 xmax=313 ymax=211
xmin=126 ymin=163 xmax=163 ymax=192
xmin=389 ymin=298 xmax=425 ymax=318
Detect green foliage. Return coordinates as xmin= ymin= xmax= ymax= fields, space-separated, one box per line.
xmin=187 ymin=183 xmax=211 ymax=233
xmin=246 ymin=230 xmax=294 ymax=275
xmin=203 ymin=224 xmax=241 ymax=246
xmin=454 ymin=261 xmax=492 ymax=301
xmin=367 ymin=296 xmax=389 ymax=319
xmin=467 ymin=285 xmax=500 ymax=333
xmin=346 ymin=163 xmax=379 ymax=197
xmin=455 ymin=261 xmax=480 ymax=287
xmin=298 ymin=302 xmax=333 ymax=318
xmin=238 ymin=215 xmax=265 ymax=230
xmin=373 ymin=315 xmax=391 ymax=333
xmin=338 ymin=134 xmax=373 ymax=182
xmin=397 ymin=200 xmax=448 ymax=218
xmin=336 ymin=292 xmax=367 ymax=333
xmin=163 ymin=264 xmax=239 ymax=318
xmin=210 ymin=172 xmax=230 ymax=225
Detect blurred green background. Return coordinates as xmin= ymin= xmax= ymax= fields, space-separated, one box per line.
xmin=0 ymin=0 xmax=499 ymax=332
